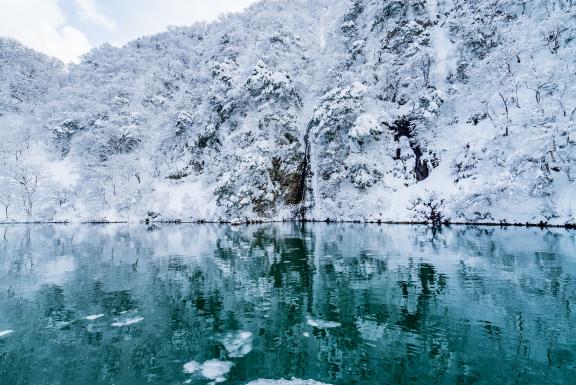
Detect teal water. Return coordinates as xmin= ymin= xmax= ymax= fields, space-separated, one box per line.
xmin=0 ymin=223 xmax=575 ymax=385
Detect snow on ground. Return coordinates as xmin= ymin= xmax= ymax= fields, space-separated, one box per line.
xmin=46 ymin=158 xmax=80 ymax=187
xmin=152 ymin=180 xmax=217 ymax=221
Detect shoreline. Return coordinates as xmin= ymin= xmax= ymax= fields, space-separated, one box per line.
xmin=0 ymin=219 xmax=574 ymax=230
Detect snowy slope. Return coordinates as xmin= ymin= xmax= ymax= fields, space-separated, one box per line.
xmin=0 ymin=0 xmax=575 ymax=225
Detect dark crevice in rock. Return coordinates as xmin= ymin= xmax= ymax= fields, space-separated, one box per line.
xmin=389 ymin=117 xmax=430 ymax=181
xmin=269 ymin=157 xmax=305 ymax=206
xmin=412 ymin=145 xmax=430 ymax=181
xmin=390 ymin=117 xmax=414 ymax=141
xmin=297 ymin=120 xmax=314 ymax=220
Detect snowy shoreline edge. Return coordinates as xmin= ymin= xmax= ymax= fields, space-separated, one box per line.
xmin=0 ymin=219 xmax=574 ymax=229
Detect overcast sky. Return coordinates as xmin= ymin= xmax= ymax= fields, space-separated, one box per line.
xmin=0 ymin=0 xmax=259 ymax=63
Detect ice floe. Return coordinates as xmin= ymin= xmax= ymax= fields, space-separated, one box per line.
xmin=85 ymin=314 xmax=105 ymax=321
xmin=110 ymin=316 xmax=144 ymax=327
xmin=245 ymin=379 xmax=331 ymax=385
xmin=183 ymin=359 xmax=233 ymax=383
xmin=0 ymin=330 xmax=14 ymax=338
xmin=221 ymin=330 xmax=253 ymax=357
xmin=183 ymin=361 xmax=201 ymax=374
xmin=306 ymin=318 xmax=341 ymax=329
xmin=202 ymin=360 xmax=233 ymax=383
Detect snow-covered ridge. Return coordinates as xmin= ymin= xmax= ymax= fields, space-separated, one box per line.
xmin=0 ymin=0 xmax=575 ymax=226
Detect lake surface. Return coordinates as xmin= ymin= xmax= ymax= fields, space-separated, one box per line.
xmin=0 ymin=223 xmax=575 ymax=385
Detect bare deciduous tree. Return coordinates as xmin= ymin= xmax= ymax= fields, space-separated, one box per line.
xmin=12 ymin=166 xmax=40 ymax=217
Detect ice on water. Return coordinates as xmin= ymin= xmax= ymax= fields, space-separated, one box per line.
xmin=245 ymin=380 xmax=332 ymax=385
xmin=183 ymin=359 xmax=233 ymax=383
xmin=221 ymin=330 xmax=253 ymax=357
xmin=306 ymin=318 xmax=341 ymax=329
xmin=0 ymin=330 xmax=14 ymax=338
xmin=110 ymin=316 xmax=144 ymax=327
xmin=85 ymin=314 xmax=105 ymax=321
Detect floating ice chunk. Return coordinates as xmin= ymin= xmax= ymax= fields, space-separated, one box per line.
xmin=85 ymin=314 xmax=105 ymax=321
xmin=221 ymin=330 xmax=253 ymax=357
xmin=306 ymin=318 xmax=341 ymax=329
xmin=245 ymin=379 xmax=331 ymax=385
xmin=183 ymin=361 xmax=201 ymax=374
xmin=119 ymin=309 xmax=138 ymax=315
xmin=111 ymin=316 xmax=144 ymax=327
xmin=0 ymin=330 xmax=14 ymax=338
xmin=55 ymin=321 xmax=71 ymax=329
xmin=201 ymin=360 xmax=233 ymax=383
xmin=182 ymin=359 xmax=233 ymax=383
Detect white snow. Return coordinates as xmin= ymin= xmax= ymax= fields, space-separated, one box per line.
xmin=425 ymin=0 xmax=438 ymax=17
xmin=47 ymin=158 xmax=79 ymax=187
xmin=110 ymin=316 xmax=144 ymax=327
xmin=152 ymin=180 xmax=217 ymax=221
xmin=349 ymin=114 xmax=381 ymax=140
xmin=430 ymin=26 xmax=457 ymax=84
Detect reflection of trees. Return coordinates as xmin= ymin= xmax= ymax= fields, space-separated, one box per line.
xmin=0 ymin=224 xmax=574 ymax=384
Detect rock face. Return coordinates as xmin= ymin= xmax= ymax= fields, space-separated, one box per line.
xmin=0 ymin=0 xmax=575 ymax=225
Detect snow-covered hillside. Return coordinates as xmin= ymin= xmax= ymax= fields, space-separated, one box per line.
xmin=0 ymin=0 xmax=575 ymax=225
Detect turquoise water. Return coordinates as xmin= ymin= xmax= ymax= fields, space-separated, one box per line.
xmin=0 ymin=223 xmax=575 ymax=384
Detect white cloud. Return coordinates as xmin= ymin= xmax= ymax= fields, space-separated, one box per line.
xmin=0 ymin=0 xmax=91 ymax=63
xmin=0 ymin=0 xmax=260 ymax=62
xmin=162 ymin=0 xmax=259 ymax=22
xmin=103 ymin=0 xmax=259 ymax=47
xmin=74 ymin=0 xmax=116 ymax=30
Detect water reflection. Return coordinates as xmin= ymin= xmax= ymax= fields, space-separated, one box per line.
xmin=0 ymin=223 xmax=575 ymax=384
